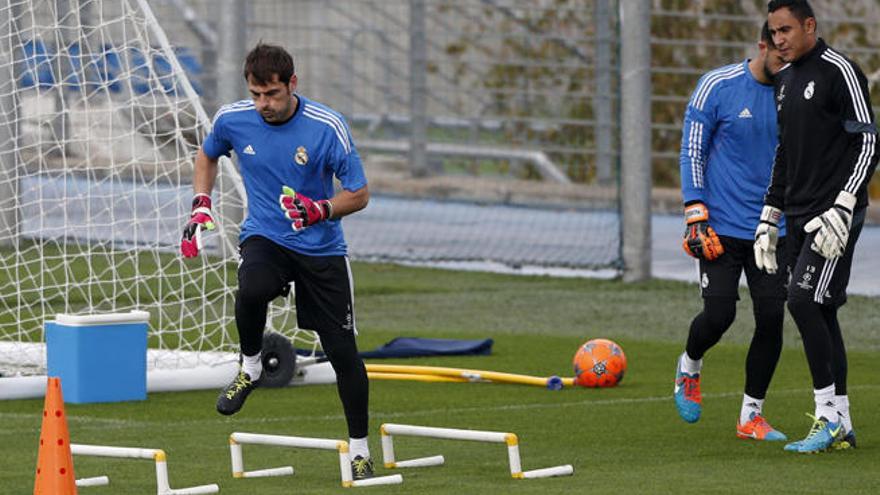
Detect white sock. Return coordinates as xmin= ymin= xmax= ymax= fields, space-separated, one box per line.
xmin=679 ymin=352 xmax=702 ymax=375
xmin=241 ymin=352 xmax=262 ymax=381
xmin=836 ymin=395 xmax=852 ymax=433
xmin=349 ymin=436 xmax=370 ymax=459
xmin=740 ymin=394 xmax=764 ymax=425
xmin=813 ymin=384 xmax=837 ymax=422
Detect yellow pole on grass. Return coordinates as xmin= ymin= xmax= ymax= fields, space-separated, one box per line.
xmin=365 ymin=364 xmax=574 ymax=388
xmin=367 ymin=372 xmax=470 ymax=383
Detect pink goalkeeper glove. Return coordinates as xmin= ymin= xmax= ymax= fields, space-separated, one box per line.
xmin=279 ymin=185 xmax=332 ymax=231
xmin=180 ymin=194 xmax=216 ymax=258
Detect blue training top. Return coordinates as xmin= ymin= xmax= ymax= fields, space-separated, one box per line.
xmin=202 ymin=94 xmax=367 ymax=256
xmin=679 ymin=60 xmax=786 ymax=239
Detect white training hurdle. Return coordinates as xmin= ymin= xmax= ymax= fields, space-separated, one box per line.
xmin=74 ymin=476 xmax=110 ymax=487
xmin=380 ymin=423 xmax=574 ymax=479
xmin=70 ymin=443 xmax=219 ymax=494
xmin=228 ymin=432 xmax=403 ymax=488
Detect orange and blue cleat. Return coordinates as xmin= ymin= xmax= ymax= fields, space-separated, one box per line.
xmin=673 ymin=355 xmax=702 ymax=423
xmin=736 ymin=413 xmax=787 ymax=441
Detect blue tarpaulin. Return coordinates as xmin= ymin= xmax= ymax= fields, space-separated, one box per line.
xmin=360 ymin=337 xmax=494 ymax=359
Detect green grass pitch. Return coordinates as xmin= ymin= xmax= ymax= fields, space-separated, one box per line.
xmin=2 ymin=263 xmax=878 ymax=493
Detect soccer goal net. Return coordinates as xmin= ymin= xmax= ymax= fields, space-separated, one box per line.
xmin=0 ymin=0 xmax=315 ymax=384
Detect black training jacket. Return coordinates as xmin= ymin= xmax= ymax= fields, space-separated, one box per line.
xmin=766 ymin=38 xmax=877 ymax=219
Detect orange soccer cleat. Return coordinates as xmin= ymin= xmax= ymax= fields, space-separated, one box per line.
xmin=736 ymin=413 xmax=787 ymax=441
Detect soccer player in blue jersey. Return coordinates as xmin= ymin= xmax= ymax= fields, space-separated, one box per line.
xmin=673 ymin=23 xmax=789 ymax=441
xmin=180 ymin=43 xmax=374 ymax=478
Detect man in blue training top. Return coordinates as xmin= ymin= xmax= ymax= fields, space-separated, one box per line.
xmin=674 ymin=22 xmax=789 ymax=441
xmin=180 ymin=43 xmax=374 ymax=478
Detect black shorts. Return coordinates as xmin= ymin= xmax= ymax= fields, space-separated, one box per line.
xmin=238 ymin=236 xmax=356 ymax=335
xmin=697 ymin=235 xmax=787 ymax=300
xmin=784 ymin=208 xmax=865 ymax=308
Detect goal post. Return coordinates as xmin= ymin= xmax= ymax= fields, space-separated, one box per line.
xmin=0 ymin=0 xmax=315 ymax=388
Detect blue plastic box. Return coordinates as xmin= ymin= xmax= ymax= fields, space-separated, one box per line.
xmin=46 ymin=311 xmax=150 ymax=404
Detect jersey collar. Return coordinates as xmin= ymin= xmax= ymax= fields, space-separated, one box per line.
xmin=742 ymin=59 xmax=772 ymax=87
xmin=793 ymin=37 xmax=825 ymax=67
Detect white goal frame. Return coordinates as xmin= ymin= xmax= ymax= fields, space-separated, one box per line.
xmin=0 ymin=0 xmax=320 ymax=397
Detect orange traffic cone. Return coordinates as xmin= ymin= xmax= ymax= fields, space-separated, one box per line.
xmin=33 ymin=377 xmax=77 ymax=494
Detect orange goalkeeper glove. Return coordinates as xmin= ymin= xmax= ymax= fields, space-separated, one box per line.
xmin=682 ymin=202 xmax=724 ymax=261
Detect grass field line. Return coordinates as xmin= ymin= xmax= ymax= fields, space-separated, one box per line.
xmin=3 ymin=383 xmax=878 ymax=437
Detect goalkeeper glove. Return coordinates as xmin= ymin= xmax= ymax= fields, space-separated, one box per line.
xmin=279 ymin=185 xmax=333 ymax=231
xmin=682 ymin=202 xmax=724 ymax=261
xmin=804 ymin=191 xmax=856 ymax=259
xmin=753 ymin=205 xmax=782 ymax=274
xmin=180 ymin=193 xmax=216 ymax=258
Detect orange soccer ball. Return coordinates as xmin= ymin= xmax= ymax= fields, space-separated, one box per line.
xmin=573 ymin=338 xmax=627 ymax=388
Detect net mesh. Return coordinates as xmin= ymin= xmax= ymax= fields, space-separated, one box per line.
xmin=0 ymin=0 xmax=314 ymax=376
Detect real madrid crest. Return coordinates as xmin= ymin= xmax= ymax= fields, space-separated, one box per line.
xmin=804 ymin=81 xmax=815 ymax=100
xmin=294 ymin=146 xmax=309 ymax=166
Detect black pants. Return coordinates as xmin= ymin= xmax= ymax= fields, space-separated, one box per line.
xmin=236 ymin=236 xmax=369 ymax=438
xmin=783 ymin=209 xmax=865 ymax=393
xmin=686 ymin=236 xmax=786 ymax=400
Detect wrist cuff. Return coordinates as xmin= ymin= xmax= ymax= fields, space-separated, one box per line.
xmin=759 ymin=205 xmax=782 ymax=225
xmin=321 ymin=200 xmax=333 ymax=219
xmin=684 ymin=203 xmax=708 ymax=224
xmin=834 ymin=191 xmax=856 ymax=213
xmin=192 ymin=193 xmax=212 ymax=211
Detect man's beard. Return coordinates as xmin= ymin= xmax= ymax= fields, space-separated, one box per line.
xmin=261 ymin=101 xmax=292 ymax=123
xmin=261 ymin=110 xmax=281 ymax=122
xmin=762 ymin=62 xmax=775 ymax=82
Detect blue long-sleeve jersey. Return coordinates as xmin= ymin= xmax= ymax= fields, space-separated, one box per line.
xmin=203 ymin=95 xmax=367 ymax=256
xmin=679 ymin=60 xmax=785 ymax=239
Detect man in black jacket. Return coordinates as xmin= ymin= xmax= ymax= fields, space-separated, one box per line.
xmin=755 ymin=0 xmax=876 ymax=453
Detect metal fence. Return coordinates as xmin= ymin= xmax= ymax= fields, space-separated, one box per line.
xmin=153 ymin=0 xmax=625 ymax=270
xmin=148 ymin=0 xmax=880 ymax=271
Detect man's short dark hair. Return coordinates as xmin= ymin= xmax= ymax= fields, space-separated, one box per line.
xmin=760 ymin=21 xmax=775 ymax=48
xmin=767 ymin=0 xmax=815 ymax=22
xmin=243 ymin=43 xmax=294 ymax=85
